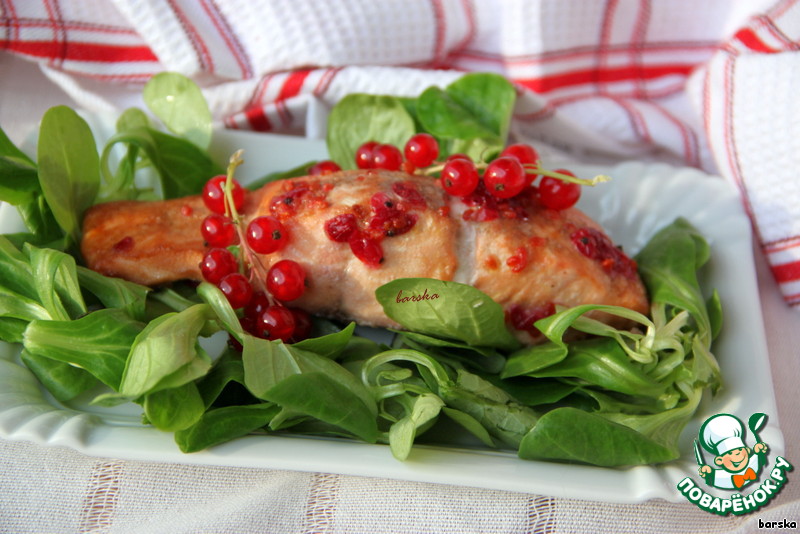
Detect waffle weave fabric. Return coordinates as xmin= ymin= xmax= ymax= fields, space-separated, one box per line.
xmin=2 ymin=0 xmax=800 ymax=306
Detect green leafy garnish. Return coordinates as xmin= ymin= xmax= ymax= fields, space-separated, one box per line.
xmin=327 ymin=94 xmax=416 ymax=169
xmin=143 ymin=71 xmax=213 ymax=149
xmin=36 ymin=106 xmax=101 ymax=244
xmin=376 ymin=278 xmax=520 ymax=351
xmin=326 ymin=73 xmax=517 ymax=168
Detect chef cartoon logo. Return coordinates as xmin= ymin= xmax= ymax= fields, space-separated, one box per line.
xmin=676 ymin=412 xmax=793 ymax=516
xmin=695 ymin=413 xmax=767 ymax=491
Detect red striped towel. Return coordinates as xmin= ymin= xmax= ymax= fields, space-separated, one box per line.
xmin=2 ymin=0 xmax=799 ymax=307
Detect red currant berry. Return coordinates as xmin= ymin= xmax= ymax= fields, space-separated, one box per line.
xmin=501 ymin=143 xmax=539 ymax=166
xmin=253 ymin=305 xmax=296 ymax=342
xmin=501 ymin=143 xmax=539 ymax=186
xmin=538 ymin=170 xmax=581 ymax=210
xmin=202 ymin=175 xmax=245 ymax=215
xmin=266 ymin=259 xmax=306 ymax=302
xmin=246 ymin=216 xmax=288 ymax=254
xmin=372 ymin=144 xmax=403 ymax=171
xmin=218 ymin=272 xmax=253 ymax=309
xmin=324 ymin=213 xmax=358 ymax=242
xmin=355 ymin=141 xmax=378 ymax=169
xmin=440 ymin=158 xmax=479 ymax=197
xmin=446 ymin=153 xmax=471 ymax=163
xmin=199 ymin=248 xmax=238 ymax=284
xmin=289 ymin=308 xmax=313 ymax=341
xmin=244 ymin=291 xmax=271 ymax=320
xmin=308 ymin=160 xmax=342 ymax=175
xmin=484 ymin=156 xmax=527 ymax=199
xmin=349 ymin=232 xmax=384 ymax=267
xmin=201 ymin=214 xmax=237 ymax=247
xmin=404 ymin=133 xmax=439 ymax=168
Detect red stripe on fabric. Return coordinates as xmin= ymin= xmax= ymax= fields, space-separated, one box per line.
xmin=429 ymin=0 xmax=447 ymax=66
xmin=614 ymin=97 xmax=652 ymax=143
xmin=277 ymin=69 xmax=312 ymax=101
xmin=276 ymin=101 xmax=293 ymax=127
xmin=200 ymin=0 xmax=253 ymax=78
xmin=244 ymin=106 xmax=272 ymax=132
xmin=516 ymin=63 xmax=694 ymax=93
xmin=701 ymin=58 xmax=712 ymax=147
xmin=1 ymin=40 xmax=158 ymax=62
xmin=514 ymin=78 xmax=687 ymax=121
xmin=764 ymin=235 xmax=800 ymax=253
xmin=721 ymin=55 xmax=745 ymax=192
xmin=274 ymin=70 xmax=313 ymax=126
xmin=454 ymin=40 xmax=718 ymax=66
xmin=454 ymin=0 xmax=477 ymax=53
xmin=630 ymin=0 xmax=652 ymax=99
xmin=166 ymin=0 xmax=214 ymax=72
xmin=42 ymin=0 xmax=66 ymax=68
xmin=2 ymin=17 xmax=140 ymax=35
xmin=595 ymin=0 xmax=619 ymax=92
xmin=650 ymin=100 xmax=699 ymax=166
xmin=720 ymin=53 xmax=762 ymax=242
xmin=313 ymin=67 xmax=343 ymax=97
xmin=760 ymin=13 xmax=800 ymax=51
xmin=733 ymin=27 xmax=778 ymax=53
xmin=0 ymin=0 xmax=20 ymax=42
xmin=599 ymin=0 xmax=619 ymax=53
xmin=771 ymin=260 xmax=800 ymax=283
xmin=770 ymin=0 xmax=800 ymax=19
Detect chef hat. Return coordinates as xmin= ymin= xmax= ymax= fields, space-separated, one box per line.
xmin=700 ymin=414 xmax=747 ymax=456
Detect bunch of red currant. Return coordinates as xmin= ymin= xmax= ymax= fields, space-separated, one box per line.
xmin=198 ymin=151 xmax=311 ymax=343
xmin=312 ymin=133 xmax=596 ymax=211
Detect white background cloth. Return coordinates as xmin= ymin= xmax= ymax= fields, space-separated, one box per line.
xmin=1 ymin=1 xmax=800 ymax=531
xmin=2 ymin=0 xmax=800 ymax=308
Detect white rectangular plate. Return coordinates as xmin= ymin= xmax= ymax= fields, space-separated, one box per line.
xmin=0 ymin=128 xmax=782 ymax=503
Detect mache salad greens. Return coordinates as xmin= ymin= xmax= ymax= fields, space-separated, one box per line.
xmin=0 ymin=72 xmax=722 ymax=466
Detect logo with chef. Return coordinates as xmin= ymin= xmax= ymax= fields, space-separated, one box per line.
xmin=696 ymin=413 xmax=767 ymax=491
xmin=677 ymin=412 xmax=793 ymax=516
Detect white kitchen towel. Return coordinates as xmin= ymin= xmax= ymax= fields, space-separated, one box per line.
xmin=1 ymin=0 xmax=799 ymax=307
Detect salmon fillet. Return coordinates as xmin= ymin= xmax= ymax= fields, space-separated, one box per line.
xmin=81 ymin=169 xmax=649 ymax=342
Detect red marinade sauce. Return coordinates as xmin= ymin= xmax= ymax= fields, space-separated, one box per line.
xmin=269 ymin=180 xmax=330 ymax=220
xmin=506 ymin=246 xmax=529 ymax=273
xmin=112 ymin=236 xmax=134 ymax=252
xmin=367 ymin=192 xmax=418 ymax=239
xmin=506 ymin=302 xmax=556 ymax=337
xmin=391 ymin=180 xmax=427 ymax=208
xmin=460 ymin=181 xmax=533 ymax=222
xmin=570 ymin=227 xmax=638 ymax=279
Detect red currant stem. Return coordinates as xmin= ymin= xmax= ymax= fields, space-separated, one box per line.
xmin=420 ymin=163 xmax=446 ymax=175
xmin=224 ymin=149 xmax=245 ymax=221
xmin=221 ymin=150 xmax=278 ymax=307
xmin=525 ymin=163 xmax=610 ymax=186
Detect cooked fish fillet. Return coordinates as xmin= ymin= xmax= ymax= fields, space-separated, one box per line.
xmin=81 ymin=169 xmax=649 ymax=342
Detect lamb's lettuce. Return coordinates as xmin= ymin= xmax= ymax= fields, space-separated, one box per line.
xmin=326 ymin=73 xmax=516 ymax=167
xmin=142 ymin=71 xmax=213 ymax=150
xmin=23 ymin=308 xmax=144 ymax=391
xmin=36 ymin=106 xmax=100 ymax=244
xmin=376 ymin=277 xmax=519 ymax=351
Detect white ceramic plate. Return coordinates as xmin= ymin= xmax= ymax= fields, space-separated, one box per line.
xmin=0 ymin=128 xmax=782 ymax=503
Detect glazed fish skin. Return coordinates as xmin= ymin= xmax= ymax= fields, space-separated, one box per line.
xmin=81 ymin=170 xmax=648 ymax=336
